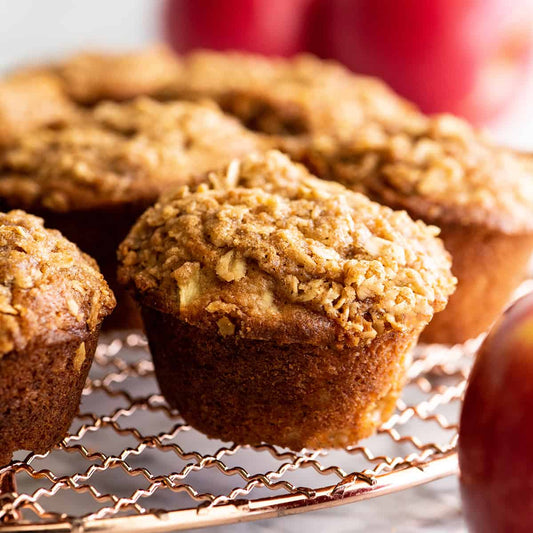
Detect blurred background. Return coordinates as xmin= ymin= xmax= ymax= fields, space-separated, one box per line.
xmin=1 ymin=0 xmax=532 ymax=148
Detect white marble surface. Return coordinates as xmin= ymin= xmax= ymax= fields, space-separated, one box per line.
xmin=0 ymin=3 xmax=531 ymax=531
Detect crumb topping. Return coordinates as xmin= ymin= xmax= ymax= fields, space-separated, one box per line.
xmin=174 ymin=51 xmax=425 ymax=138
xmin=57 ymin=45 xmax=182 ymax=104
xmin=119 ymin=151 xmax=455 ymax=346
xmin=0 ymin=210 xmax=115 ymax=356
xmin=0 ymin=97 xmax=269 ymax=211
xmin=292 ymin=115 xmax=533 ymax=233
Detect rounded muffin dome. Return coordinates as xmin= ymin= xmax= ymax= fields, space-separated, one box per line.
xmin=0 ymin=210 xmax=115 ymax=355
xmin=118 ymin=151 xmax=456 ymax=347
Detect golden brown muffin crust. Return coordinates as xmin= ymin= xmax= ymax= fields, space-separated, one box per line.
xmin=0 ymin=210 xmax=115 ymax=356
xmin=173 ymin=51 xmax=425 ymax=138
xmin=0 ymin=97 xmax=269 ymax=211
xmin=118 ymin=151 xmax=456 ymax=347
xmin=142 ymin=306 xmax=413 ymax=450
xmin=57 ymin=45 xmax=182 ymax=104
xmin=289 ymin=114 xmax=533 ymax=234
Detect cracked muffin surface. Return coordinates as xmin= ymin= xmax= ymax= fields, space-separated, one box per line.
xmin=0 ymin=210 xmax=115 ymax=356
xmin=119 ymin=151 xmax=456 ymax=347
xmin=0 ymin=97 xmax=270 ymax=212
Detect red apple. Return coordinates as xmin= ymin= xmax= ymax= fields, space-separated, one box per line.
xmin=459 ymin=293 xmax=533 ymax=533
xmin=163 ymin=0 xmax=317 ymax=56
xmin=312 ymin=0 xmax=533 ymax=123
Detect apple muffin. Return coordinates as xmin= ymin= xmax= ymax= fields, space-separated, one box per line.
xmin=0 ymin=210 xmax=115 ymax=465
xmin=172 ymin=50 xmax=425 ymax=139
xmin=284 ymin=115 xmax=533 ymax=343
xmin=0 ymin=46 xmax=181 ymax=144
xmin=0 ymin=71 xmax=76 ymax=146
xmin=118 ymin=151 xmax=456 ymax=450
xmin=0 ymin=97 xmax=269 ymax=328
xmin=55 ymin=45 xmax=182 ymax=104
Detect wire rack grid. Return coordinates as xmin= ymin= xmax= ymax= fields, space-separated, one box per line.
xmin=0 ymin=322 xmax=482 ymax=533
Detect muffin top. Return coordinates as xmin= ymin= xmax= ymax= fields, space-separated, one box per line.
xmin=118 ymin=151 xmax=456 ymax=347
xmin=0 ymin=97 xmax=269 ymax=212
xmin=293 ymin=114 xmax=533 ymax=234
xmin=0 ymin=71 xmax=75 ymax=146
xmin=0 ymin=210 xmax=115 ymax=356
xmin=173 ymin=51 xmax=424 ymax=139
xmin=56 ymin=45 xmax=182 ymax=104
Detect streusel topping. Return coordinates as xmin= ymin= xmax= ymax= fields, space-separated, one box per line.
xmin=294 ymin=114 xmax=533 ymax=233
xmin=119 ymin=151 xmax=455 ymax=346
xmin=0 ymin=97 xmax=269 ymax=211
xmin=0 ymin=210 xmax=115 ymax=356
xmin=174 ymin=51 xmax=425 ymax=138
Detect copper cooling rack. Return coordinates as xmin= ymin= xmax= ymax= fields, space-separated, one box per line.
xmin=0 ymin=333 xmax=477 ymax=533
xmin=6 ymin=276 xmax=533 ymax=533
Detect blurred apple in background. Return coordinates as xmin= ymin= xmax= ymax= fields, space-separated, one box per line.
xmin=312 ymin=0 xmax=533 ymax=123
xmin=164 ymin=0 xmax=533 ymax=125
xmin=459 ymin=293 xmax=533 ymax=533
xmin=164 ymin=0 xmax=316 ymax=56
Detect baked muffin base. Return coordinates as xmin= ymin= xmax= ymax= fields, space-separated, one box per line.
xmin=421 ymin=225 xmax=533 ymax=344
xmin=32 ymin=204 xmax=149 ymax=330
xmin=141 ymin=306 xmax=416 ymax=451
xmin=0 ymin=329 xmax=99 ymax=466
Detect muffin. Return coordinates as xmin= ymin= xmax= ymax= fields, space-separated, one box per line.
xmin=118 ymin=151 xmax=456 ymax=450
xmin=284 ymin=115 xmax=533 ymax=344
xmin=0 ymin=210 xmax=115 ymax=465
xmin=173 ymin=50 xmax=425 ymax=138
xmin=0 ymin=97 xmax=269 ymax=328
xmin=55 ymin=45 xmax=182 ymax=104
xmin=0 ymin=46 xmax=180 ymax=146
xmin=0 ymin=71 xmax=76 ymax=146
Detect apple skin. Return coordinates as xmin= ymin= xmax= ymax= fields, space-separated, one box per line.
xmin=312 ymin=0 xmax=533 ymax=123
xmin=459 ymin=293 xmax=533 ymax=533
xmin=164 ymin=0 xmax=317 ymax=56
